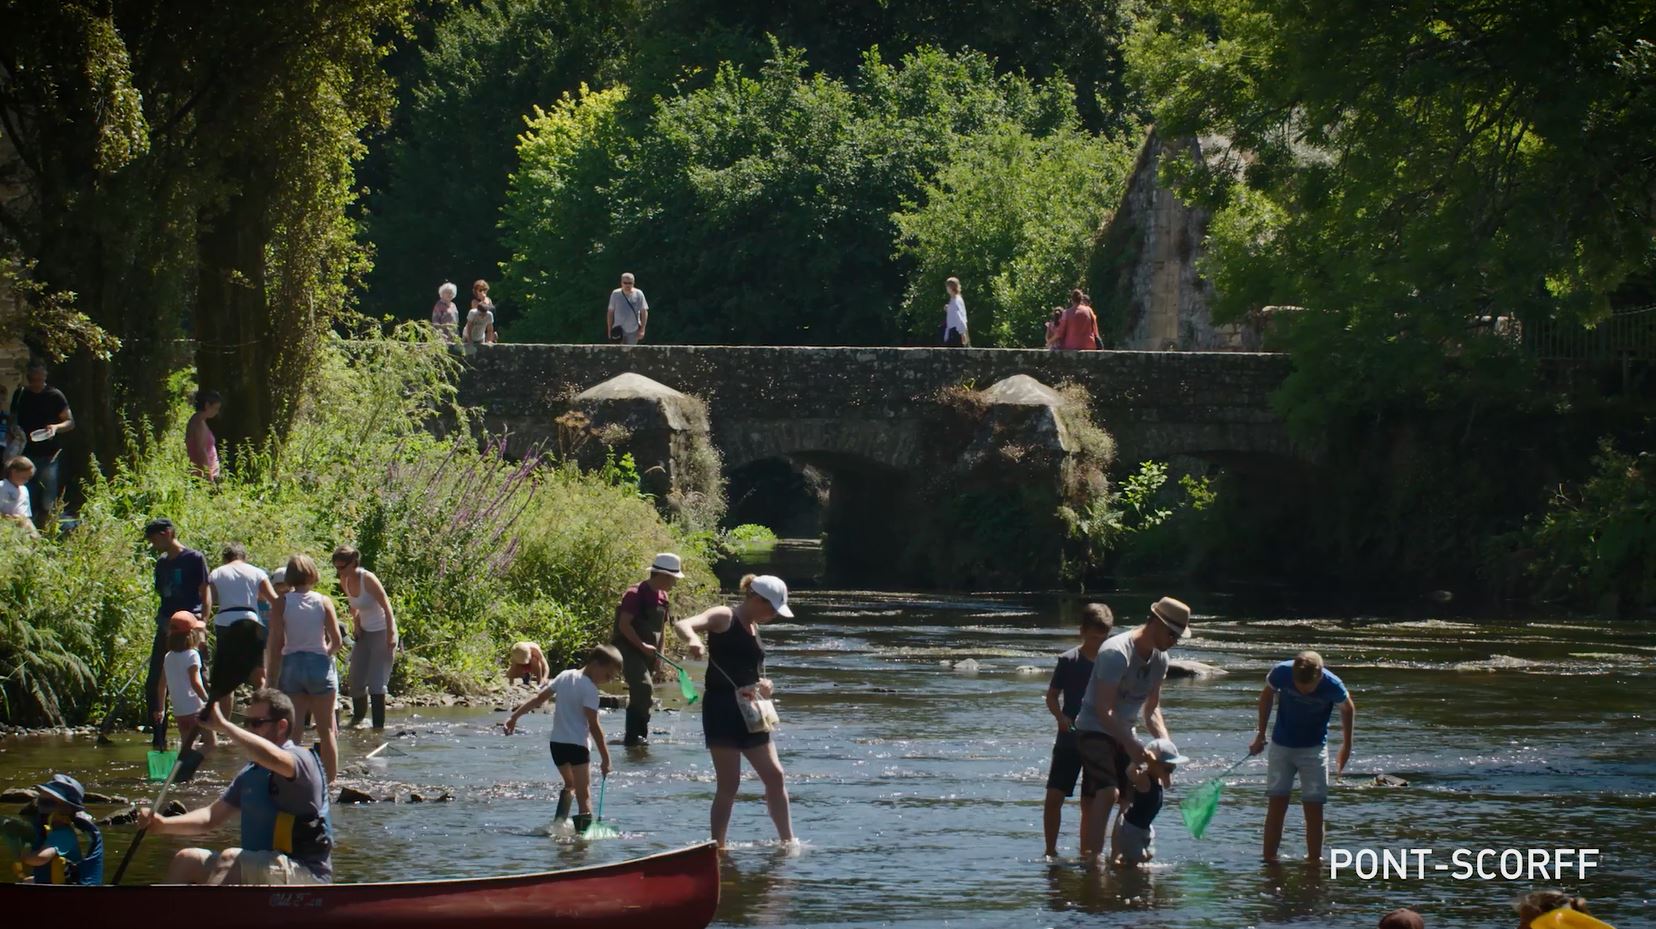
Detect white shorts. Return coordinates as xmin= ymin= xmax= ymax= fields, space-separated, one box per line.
xmin=231 ymin=850 xmax=326 ymax=886
xmin=1266 ymin=742 xmax=1330 ymax=804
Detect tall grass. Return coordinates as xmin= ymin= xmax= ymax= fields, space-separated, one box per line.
xmin=0 ymin=325 xmax=717 ymax=726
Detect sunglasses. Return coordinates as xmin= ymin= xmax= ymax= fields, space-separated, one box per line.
xmin=243 ymin=715 xmax=280 ymax=728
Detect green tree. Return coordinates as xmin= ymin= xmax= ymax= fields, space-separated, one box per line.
xmin=362 ymin=0 xmax=638 ymax=324
xmin=1 ymin=0 xmax=408 ymax=471
xmin=502 ymin=44 xmax=1079 ymax=344
xmin=894 ymin=124 xmax=1137 ymax=346
xmin=1125 ymin=0 xmax=1656 ymax=591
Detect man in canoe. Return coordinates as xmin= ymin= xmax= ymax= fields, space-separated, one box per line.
xmin=137 ymin=689 xmax=333 ymax=884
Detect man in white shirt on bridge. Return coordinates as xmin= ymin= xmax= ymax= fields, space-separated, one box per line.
xmin=606 ymin=272 xmax=649 ymax=345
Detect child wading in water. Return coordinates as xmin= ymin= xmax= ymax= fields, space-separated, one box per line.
xmin=1111 ymin=737 xmax=1187 ymax=867
xmin=1043 ymin=603 xmax=1114 ymax=858
xmin=156 ymin=611 xmax=216 ymax=750
xmin=505 ymin=645 xmax=622 ymax=832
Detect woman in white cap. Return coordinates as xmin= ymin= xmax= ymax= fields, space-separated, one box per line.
xmin=673 ymin=573 xmax=796 ymax=848
xmin=611 ymin=553 xmax=684 ymax=747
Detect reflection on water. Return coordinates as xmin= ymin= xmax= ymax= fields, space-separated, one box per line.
xmin=2 ymin=591 xmax=1653 ymax=928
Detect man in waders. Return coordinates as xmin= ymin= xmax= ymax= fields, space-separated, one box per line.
xmin=612 ymin=553 xmax=684 ymax=747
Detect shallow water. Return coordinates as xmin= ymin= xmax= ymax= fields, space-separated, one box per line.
xmin=4 ymin=592 xmax=1654 ymax=927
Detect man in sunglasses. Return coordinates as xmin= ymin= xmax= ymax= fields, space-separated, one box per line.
xmin=1072 ymin=596 xmax=1191 ymax=865
xmin=137 ymin=689 xmax=333 ymax=885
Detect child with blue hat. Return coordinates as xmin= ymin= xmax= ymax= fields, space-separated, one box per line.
xmin=1111 ymin=737 xmax=1188 ymax=867
xmin=21 ymin=774 xmax=104 ymax=884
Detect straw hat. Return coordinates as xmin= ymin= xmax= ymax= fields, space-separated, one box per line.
xmin=1150 ymin=596 xmax=1191 ymax=633
xmin=650 ymin=553 xmax=685 ymax=578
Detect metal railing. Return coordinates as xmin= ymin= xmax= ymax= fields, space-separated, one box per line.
xmin=1522 ymin=305 xmax=1656 ymax=362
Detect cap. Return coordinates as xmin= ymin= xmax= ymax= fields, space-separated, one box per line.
xmin=749 ymin=574 xmax=793 ymax=618
xmin=35 ymin=773 xmax=87 ymax=811
xmin=142 ymin=517 xmax=174 ymax=537
xmin=1377 ymin=908 xmax=1425 ymax=929
xmin=270 ymin=566 xmax=287 ymax=585
xmin=650 ymin=552 xmax=685 ymax=578
xmin=168 ymin=610 xmax=205 ymax=633
xmin=1145 ymin=737 xmax=1190 ymax=767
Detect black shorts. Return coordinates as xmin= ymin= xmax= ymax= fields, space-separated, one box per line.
xmin=702 ymin=690 xmax=771 ymax=750
xmin=1075 ymin=731 xmax=1132 ymax=793
xmin=1045 ymin=729 xmax=1096 ymax=798
xmin=210 ymin=618 xmax=266 ymax=700
xmin=549 ymin=741 xmax=591 ymax=768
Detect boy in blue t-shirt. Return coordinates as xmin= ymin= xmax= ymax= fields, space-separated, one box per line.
xmin=1041 ymin=602 xmax=1113 ymax=858
xmin=1249 ymin=650 xmax=1356 ymax=863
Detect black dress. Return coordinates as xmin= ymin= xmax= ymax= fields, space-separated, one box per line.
xmin=703 ymin=613 xmax=769 ymax=749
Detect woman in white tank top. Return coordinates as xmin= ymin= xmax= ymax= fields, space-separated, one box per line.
xmin=265 ymin=553 xmax=342 ymax=781
xmin=334 ymin=545 xmax=399 ymax=730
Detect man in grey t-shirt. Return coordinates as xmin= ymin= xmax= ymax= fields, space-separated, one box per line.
xmin=605 ymin=272 xmax=649 ymax=345
xmin=1072 ymin=596 xmax=1190 ymax=863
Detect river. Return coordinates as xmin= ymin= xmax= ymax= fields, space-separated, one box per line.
xmin=3 ymin=591 xmax=1653 ymax=927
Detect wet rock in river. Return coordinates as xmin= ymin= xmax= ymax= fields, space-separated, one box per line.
xmin=599 ymin=694 xmax=627 ymax=710
xmin=0 ymin=788 xmax=37 ymax=803
xmin=1373 ymin=774 xmax=1409 ymax=788
xmin=99 ymin=807 xmax=139 ymax=826
xmin=337 ymin=786 xmax=377 ymax=804
xmin=408 ymin=792 xmax=426 ymax=803
xmin=162 ymin=800 xmax=187 ymax=816
xmin=952 ymin=659 xmax=981 ymax=674
xmin=1015 ymin=665 xmax=1044 ymax=675
xmin=1166 ymin=659 xmax=1227 ymax=679
xmin=83 ymin=791 xmax=122 ymax=804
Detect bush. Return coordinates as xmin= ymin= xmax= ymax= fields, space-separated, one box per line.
xmin=501 ymin=43 xmax=1080 ymax=344
xmin=0 ymin=324 xmax=716 ymax=725
xmin=727 ymin=523 xmax=779 ymax=545
xmin=1527 ymin=440 xmax=1656 ymax=614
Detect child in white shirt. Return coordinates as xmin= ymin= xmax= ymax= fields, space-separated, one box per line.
xmin=504 ymin=645 xmax=622 ymax=832
xmin=1 ymin=456 xmax=34 ymax=533
xmin=157 ymin=611 xmax=216 ymax=749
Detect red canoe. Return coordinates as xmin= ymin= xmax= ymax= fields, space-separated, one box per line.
xmin=1 ymin=842 xmax=720 ymax=929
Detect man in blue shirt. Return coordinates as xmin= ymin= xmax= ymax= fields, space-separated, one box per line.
xmin=144 ymin=518 xmax=209 ymax=748
xmin=1249 ymin=650 xmax=1356 ymax=863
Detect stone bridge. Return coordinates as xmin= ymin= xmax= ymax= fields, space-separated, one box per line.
xmin=457 ymin=345 xmax=1298 ymax=585
xmin=457 ymin=344 xmax=1296 ymax=468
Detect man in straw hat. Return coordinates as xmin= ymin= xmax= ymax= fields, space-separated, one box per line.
xmin=1073 ymin=596 xmax=1191 ymax=865
xmin=611 ymin=553 xmax=685 ymax=747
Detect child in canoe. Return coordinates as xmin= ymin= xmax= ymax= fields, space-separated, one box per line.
xmin=505 ymin=645 xmax=622 ymax=832
xmin=20 ymin=774 xmax=103 ymax=885
xmin=1111 ymin=738 xmax=1187 ymax=868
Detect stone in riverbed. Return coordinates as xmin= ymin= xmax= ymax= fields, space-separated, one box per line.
xmin=599 ymin=694 xmax=627 ymax=710
xmin=408 ymin=792 xmax=426 ymax=803
xmin=337 ymin=786 xmax=377 ymax=804
xmin=99 ymin=807 xmax=139 ymax=826
xmin=1373 ymin=774 xmax=1408 ymax=788
xmin=1166 ymin=659 xmax=1227 ymax=679
xmin=83 ymin=791 xmax=122 ymax=804
xmin=1014 ymin=665 xmax=1043 ymax=675
xmin=952 ymin=658 xmax=981 ymax=674
xmin=0 ymin=788 xmax=37 ymax=803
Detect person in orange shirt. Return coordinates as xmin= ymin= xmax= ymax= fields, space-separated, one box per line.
xmin=1051 ymin=289 xmax=1101 ymax=350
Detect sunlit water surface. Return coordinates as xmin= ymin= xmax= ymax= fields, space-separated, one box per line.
xmin=4 ymin=592 xmax=1653 ymax=927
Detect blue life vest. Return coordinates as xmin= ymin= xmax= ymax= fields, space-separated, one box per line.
xmin=233 ymin=746 xmax=332 ymax=868
xmin=32 ymin=813 xmax=104 ymax=885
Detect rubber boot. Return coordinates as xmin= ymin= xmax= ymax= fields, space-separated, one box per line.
xmin=572 ymin=813 xmax=592 ymax=835
xmin=553 ymin=789 xmax=573 ymax=823
xmin=348 ymin=695 xmax=367 ymax=728
xmin=624 ymin=705 xmax=650 ymax=747
xmin=370 ymin=693 xmax=386 ymax=730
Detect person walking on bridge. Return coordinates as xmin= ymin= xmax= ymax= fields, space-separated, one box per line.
xmin=941 ymin=276 xmax=969 ymax=346
xmin=612 ymin=553 xmax=683 ymax=747
xmin=1051 ymin=289 xmax=1101 ymax=351
xmin=606 ymin=272 xmax=649 ymax=344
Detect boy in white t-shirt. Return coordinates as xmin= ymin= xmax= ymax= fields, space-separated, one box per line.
xmin=504 ymin=645 xmax=622 ymax=833
xmin=157 ymin=611 xmax=216 ymax=750
xmin=2 ymin=456 xmax=35 ymax=533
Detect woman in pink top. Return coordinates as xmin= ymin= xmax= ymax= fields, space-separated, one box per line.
xmin=186 ymin=390 xmax=222 ymax=481
xmin=1053 ymin=289 xmax=1101 ymax=351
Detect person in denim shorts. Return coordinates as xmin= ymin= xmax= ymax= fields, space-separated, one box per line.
xmin=266 ymin=554 xmax=343 ymax=782
xmin=1249 ymin=650 xmax=1356 ymax=863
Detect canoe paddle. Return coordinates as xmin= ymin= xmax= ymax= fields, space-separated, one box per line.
xmin=111 ymin=729 xmax=206 ymax=885
xmin=653 ymin=653 xmax=700 ymax=705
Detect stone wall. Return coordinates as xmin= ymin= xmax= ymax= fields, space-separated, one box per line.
xmin=1091 ymin=133 xmax=1263 ymax=352
xmin=457 ymin=344 xmax=1296 ymax=468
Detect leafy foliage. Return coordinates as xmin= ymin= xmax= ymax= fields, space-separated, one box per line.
xmin=1528 ymin=440 xmax=1656 ymax=614
xmin=894 ymin=125 xmax=1137 ymax=346
xmin=0 ymin=328 xmax=715 ymax=724
xmin=503 ymin=43 xmax=1085 ymax=344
